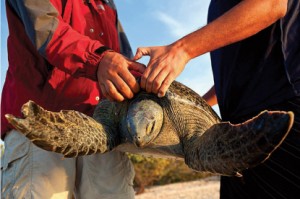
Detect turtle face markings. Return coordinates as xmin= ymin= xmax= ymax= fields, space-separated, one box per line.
xmin=127 ymin=99 xmax=163 ymax=148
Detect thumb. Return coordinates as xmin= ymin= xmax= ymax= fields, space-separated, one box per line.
xmin=133 ymin=47 xmax=151 ymax=61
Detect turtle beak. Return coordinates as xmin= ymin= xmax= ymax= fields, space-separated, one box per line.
xmin=130 ymin=120 xmax=156 ymax=148
xmin=132 ymin=136 xmax=146 ymax=148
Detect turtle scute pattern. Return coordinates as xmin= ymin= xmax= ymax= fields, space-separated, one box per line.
xmin=5 ymin=100 xmax=112 ymax=157
xmin=183 ymin=110 xmax=294 ymax=176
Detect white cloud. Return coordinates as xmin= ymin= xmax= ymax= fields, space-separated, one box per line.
xmin=153 ymin=1 xmax=211 ymax=39
xmin=155 ymin=11 xmax=188 ymax=38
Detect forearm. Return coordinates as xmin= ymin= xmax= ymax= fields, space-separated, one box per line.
xmin=174 ymin=0 xmax=288 ymax=60
xmin=202 ymin=86 xmax=218 ymax=107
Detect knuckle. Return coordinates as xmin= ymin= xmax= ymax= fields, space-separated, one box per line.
xmin=119 ymin=84 xmax=128 ymax=93
xmin=146 ymin=85 xmax=151 ymax=93
xmin=118 ymin=85 xmax=132 ymax=99
xmin=140 ymin=76 xmax=147 ymax=87
xmin=147 ymin=76 xmax=153 ymax=84
xmin=153 ymin=80 xmax=160 ymax=88
xmin=152 ymin=88 xmax=159 ymax=94
xmin=141 ymin=78 xmax=147 ymax=86
xmin=107 ymin=87 xmax=118 ymax=96
xmin=163 ymin=79 xmax=171 ymax=86
xmin=107 ymin=88 xmax=117 ymax=96
xmin=146 ymin=81 xmax=152 ymax=89
xmin=141 ymin=74 xmax=148 ymax=80
xmin=107 ymin=69 xmax=115 ymax=76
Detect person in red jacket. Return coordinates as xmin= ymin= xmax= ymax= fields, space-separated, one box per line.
xmin=1 ymin=0 xmax=145 ymax=198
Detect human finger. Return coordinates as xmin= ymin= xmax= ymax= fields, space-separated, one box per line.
xmin=105 ymin=80 xmax=125 ymax=102
xmin=157 ymin=74 xmax=174 ymax=98
xmin=140 ymin=62 xmax=153 ymax=90
xmin=127 ymin=60 xmax=146 ymax=74
xmin=99 ymin=83 xmax=113 ymax=101
xmin=118 ymin=67 xmax=140 ymax=94
xmin=133 ymin=47 xmax=151 ymax=61
xmin=110 ymin=75 xmax=134 ymax=99
xmin=150 ymin=68 xmax=169 ymax=94
xmin=144 ymin=63 xmax=163 ymax=93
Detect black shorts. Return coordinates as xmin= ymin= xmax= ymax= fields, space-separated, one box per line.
xmin=220 ymin=97 xmax=300 ymax=199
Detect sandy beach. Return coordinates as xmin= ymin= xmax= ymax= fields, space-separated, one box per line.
xmin=136 ymin=176 xmax=220 ymax=199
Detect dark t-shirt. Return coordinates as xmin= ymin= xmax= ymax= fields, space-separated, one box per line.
xmin=208 ymin=0 xmax=300 ymax=121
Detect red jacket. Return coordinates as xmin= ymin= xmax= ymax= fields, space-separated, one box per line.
xmin=1 ymin=0 xmax=132 ymax=137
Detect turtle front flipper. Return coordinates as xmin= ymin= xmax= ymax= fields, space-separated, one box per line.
xmin=183 ymin=110 xmax=294 ymax=176
xmin=5 ymin=101 xmax=118 ymax=157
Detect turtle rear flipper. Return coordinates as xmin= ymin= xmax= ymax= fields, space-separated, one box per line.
xmin=5 ymin=101 xmax=117 ymax=157
xmin=183 ymin=110 xmax=294 ymax=176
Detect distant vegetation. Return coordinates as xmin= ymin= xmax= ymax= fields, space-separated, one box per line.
xmin=0 ymin=142 xmax=211 ymax=194
xmin=128 ymin=154 xmax=212 ymax=194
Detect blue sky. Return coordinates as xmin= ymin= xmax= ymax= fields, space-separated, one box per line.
xmin=1 ymin=0 xmax=215 ymax=103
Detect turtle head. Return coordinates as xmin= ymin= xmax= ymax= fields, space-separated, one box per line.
xmin=126 ymin=99 xmax=163 ymax=148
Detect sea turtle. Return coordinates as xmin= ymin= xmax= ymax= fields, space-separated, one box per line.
xmin=6 ymin=81 xmax=294 ymax=177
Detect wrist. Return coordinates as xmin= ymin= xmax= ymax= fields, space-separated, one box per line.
xmin=85 ymin=46 xmax=113 ymax=81
xmin=95 ymin=46 xmax=113 ymax=56
xmin=95 ymin=46 xmax=114 ymax=81
xmin=171 ymin=40 xmax=191 ymax=64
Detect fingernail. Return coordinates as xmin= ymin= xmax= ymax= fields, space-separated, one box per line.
xmin=158 ymin=92 xmax=164 ymax=98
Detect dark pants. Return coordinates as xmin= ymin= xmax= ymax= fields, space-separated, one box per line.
xmin=220 ymin=97 xmax=300 ymax=199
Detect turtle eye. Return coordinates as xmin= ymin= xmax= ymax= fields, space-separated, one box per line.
xmin=146 ymin=120 xmax=156 ymax=136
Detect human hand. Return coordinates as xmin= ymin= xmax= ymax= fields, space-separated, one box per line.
xmin=133 ymin=43 xmax=190 ymax=97
xmin=97 ymin=52 xmax=146 ymax=101
xmin=202 ymin=86 xmax=218 ymax=107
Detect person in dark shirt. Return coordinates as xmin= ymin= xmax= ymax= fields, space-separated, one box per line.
xmin=134 ymin=0 xmax=300 ymax=198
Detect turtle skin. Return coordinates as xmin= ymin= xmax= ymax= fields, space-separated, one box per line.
xmin=5 ymin=81 xmax=294 ymax=176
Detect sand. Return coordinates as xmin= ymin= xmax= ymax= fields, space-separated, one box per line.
xmin=135 ymin=176 xmax=220 ymax=199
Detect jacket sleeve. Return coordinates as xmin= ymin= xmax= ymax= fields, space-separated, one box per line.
xmin=7 ymin=0 xmax=106 ymax=80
